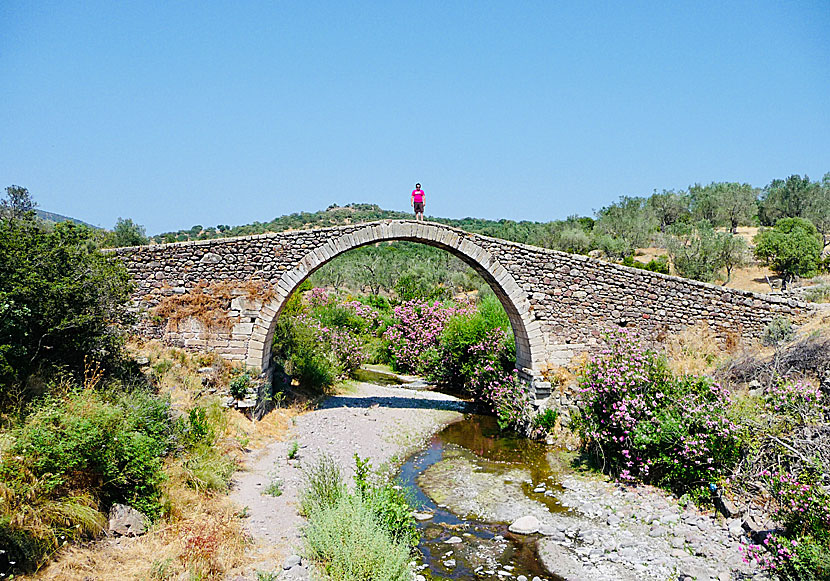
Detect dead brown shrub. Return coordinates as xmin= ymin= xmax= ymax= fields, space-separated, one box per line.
xmin=152 ymin=281 xmax=277 ymax=331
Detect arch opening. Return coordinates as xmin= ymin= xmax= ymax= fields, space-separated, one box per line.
xmin=245 ymin=221 xmax=544 ymax=389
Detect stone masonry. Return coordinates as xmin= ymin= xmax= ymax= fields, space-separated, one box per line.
xmin=113 ymin=220 xmax=811 ymax=398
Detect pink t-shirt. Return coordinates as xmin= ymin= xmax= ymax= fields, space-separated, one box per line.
xmin=411 ymin=189 xmax=424 ymax=203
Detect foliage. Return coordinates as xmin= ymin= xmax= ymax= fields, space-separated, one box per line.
xmin=622 ymin=255 xmax=670 ymax=274
xmin=301 ymin=454 xmax=417 ymax=581
xmin=689 ymin=182 xmax=757 ymax=232
xmin=759 ymin=174 xmax=821 ymax=226
xmin=0 ymin=215 xmax=133 ymax=398
xmin=302 ymin=493 xmax=413 ymax=581
xmin=762 ymin=316 xmax=795 ymax=347
xmin=743 ymin=470 xmax=830 ymax=580
xmin=666 ymin=221 xmax=748 ymax=283
xmin=0 ymin=387 xmax=173 ymax=572
xmin=1 ymin=185 xmax=37 ymax=220
xmin=104 ymin=217 xmax=149 ymax=247
xmin=287 ymin=440 xmax=299 ymax=459
xmin=574 ymin=330 xmax=741 ymax=498
xmin=229 ymin=371 xmax=253 ymax=400
xmin=178 ymin=401 xmax=236 ymax=492
xmin=533 ymin=408 xmax=559 ymax=432
xmin=754 ymin=217 xmax=823 ymax=285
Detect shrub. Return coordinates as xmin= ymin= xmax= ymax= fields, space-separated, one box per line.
xmin=301 ymin=454 xmax=417 ymax=581
xmin=0 ymin=217 xmax=133 ymax=401
xmin=533 ymin=408 xmax=559 ymax=432
xmin=754 ymin=217 xmax=823 ymax=286
xmin=300 ymin=454 xmax=345 ymax=516
xmin=178 ymin=400 xmax=235 ymax=492
xmin=743 ymin=470 xmax=830 ymax=580
xmin=762 ymin=316 xmax=795 ymax=347
xmin=575 ymin=329 xmax=741 ymax=498
xmin=302 ymin=494 xmax=413 ymax=581
xmin=229 ymin=371 xmax=252 ymax=400
xmin=0 ymin=387 xmax=172 ymax=572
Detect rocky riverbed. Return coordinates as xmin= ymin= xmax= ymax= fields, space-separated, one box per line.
xmin=231 ymin=379 xmax=768 ymax=581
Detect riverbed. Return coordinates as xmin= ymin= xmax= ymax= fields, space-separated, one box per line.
xmin=233 ymin=377 xmax=765 ymax=581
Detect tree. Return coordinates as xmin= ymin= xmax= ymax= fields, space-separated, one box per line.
xmin=1 ymin=185 xmax=37 ymax=220
xmin=0 ymin=217 xmax=133 ymax=397
xmin=594 ymin=196 xmax=657 ymax=250
xmin=714 ymin=232 xmax=749 ymax=284
xmin=805 ymin=173 xmax=830 ymax=250
xmin=758 ymin=175 xmax=820 ymax=226
xmin=648 ymin=189 xmax=690 ymax=232
xmin=753 ymin=217 xmax=823 ymax=287
xmin=111 ymin=217 xmax=149 ymax=247
xmin=689 ymin=182 xmax=756 ymax=232
xmin=665 ymin=221 xmax=748 ymax=283
xmin=666 ymin=222 xmax=723 ymax=282
xmin=557 ymin=227 xmax=592 ymax=254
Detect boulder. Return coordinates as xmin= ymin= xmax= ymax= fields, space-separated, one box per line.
xmin=508 ymin=515 xmax=541 ymax=535
xmin=537 ymin=539 xmax=590 ymax=580
xmin=108 ymin=503 xmax=149 ymax=537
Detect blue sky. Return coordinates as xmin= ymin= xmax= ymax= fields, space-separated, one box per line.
xmin=1 ymin=1 xmax=828 ymax=234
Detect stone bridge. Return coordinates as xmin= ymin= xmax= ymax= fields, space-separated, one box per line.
xmin=114 ymin=220 xmax=809 ymax=398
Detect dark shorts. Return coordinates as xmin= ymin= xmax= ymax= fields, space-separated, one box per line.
xmin=414 ymin=202 xmax=424 ymax=213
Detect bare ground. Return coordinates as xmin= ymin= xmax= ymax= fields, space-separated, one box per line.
xmin=229 ymin=381 xmax=468 ymax=576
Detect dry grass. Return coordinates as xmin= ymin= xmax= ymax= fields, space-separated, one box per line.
xmin=28 ymin=474 xmax=249 ymax=581
xmin=20 ymin=339 xmax=306 ymax=580
xmin=663 ymin=322 xmax=735 ymax=376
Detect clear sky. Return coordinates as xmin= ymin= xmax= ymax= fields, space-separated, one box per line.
xmin=2 ymin=1 xmax=828 ymax=234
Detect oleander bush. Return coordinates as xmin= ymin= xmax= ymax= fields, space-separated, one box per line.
xmin=574 ymin=329 xmax=742 ymax=498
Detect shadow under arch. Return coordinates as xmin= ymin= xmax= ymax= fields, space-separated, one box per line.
xmin=244 ymin=221 xmax=544 ymax=383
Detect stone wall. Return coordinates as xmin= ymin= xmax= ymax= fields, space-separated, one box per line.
xmin=113 ymin=220 xmax=811 ymax=398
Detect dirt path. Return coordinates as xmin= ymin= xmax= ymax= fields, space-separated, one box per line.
xmin=229 ymin=381 xmax=468 ymax=575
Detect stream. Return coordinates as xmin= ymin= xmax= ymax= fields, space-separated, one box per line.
xmin=398 ymin=414 xmax=562 ymax=581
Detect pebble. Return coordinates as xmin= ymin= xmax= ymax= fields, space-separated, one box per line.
xmin=445 ymin=536 xmax=462 ymax=544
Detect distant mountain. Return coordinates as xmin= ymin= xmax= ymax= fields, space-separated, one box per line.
xmin=35 ymin=209 xmax=98 ymax=229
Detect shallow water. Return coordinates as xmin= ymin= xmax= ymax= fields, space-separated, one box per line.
xmin=398 ymin=414 xmax=565 ymax=580
xmin=351 ymin=367 xmax=407 ymax=386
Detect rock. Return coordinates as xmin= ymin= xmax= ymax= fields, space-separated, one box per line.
xmin=283 ymin=554 xmax=302 ymax=570
xmin=413 ymin=512 xmax=434 ymax=521
xmin=606 ymin=514 xmax=621 ymax=526
xmin=718 ymin=497 xmax=741 ymax=518
xmin=517 ymin=576 xmax=528 ymax=581
xmin=135 ymin=356 xmax=149 ymax=366
xmin=508 ymin=515 xmax=541 ymax=535
xmin=197 ymin=366 xmax=213 ymax=374
xmin=443 ymin=559 xmax=456 ymax=568
xmin=108 ymin=503 xmax=149 ymax=537
xmin=648 ymin=525 xmax=667 ymax=537
xmin=445 ymin=536 xmax=462 ymax=544
xmin=537 ymin=539 xmax=591 ymax=580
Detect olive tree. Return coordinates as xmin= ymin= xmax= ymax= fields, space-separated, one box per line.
xmin=753 ymin=217 xmax=823 ymax=287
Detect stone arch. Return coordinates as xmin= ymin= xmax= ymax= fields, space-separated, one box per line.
xmin=244 ymin=221 xmax=544 ymax=381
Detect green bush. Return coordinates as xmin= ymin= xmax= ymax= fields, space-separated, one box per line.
xmin=0 ymin=216 xmax=133 ymax=402
xmin=533 ymin=408 xmax=559 ymax=432
xmin=762 ymin=316 xmax=795 ymax=347
xmin=301 ymin=454 xmax=416 ymax=581
xmin=303 ymin=494 xmax=413 ymax=581
xmin=272 ymin=318 xmax=339 ymax=392
xmin=754 ymin=217 xmax=823 ymax=285
xmin=177 ymin=400 xmax=235 ymax=491
xmin=574 ymin=330 xmax=742 ymax=499
xmin=0 ymin=387 xmax=172 ymax=573
xmin=300 ymin=454 xmax=345 ymax=516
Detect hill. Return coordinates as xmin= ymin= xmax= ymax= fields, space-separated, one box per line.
xmin=35 ymin=209 xmax=98 ymax=229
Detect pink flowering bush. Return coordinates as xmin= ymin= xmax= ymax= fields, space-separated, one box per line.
xmin=382 ymin=298 xmax=475 ymax=374
xmin=575 ymin=329 xmax=741 ymax=497
xmin=742 ymin=470 xmax=830 ymax=580
xmin=764 ymin=380 xmax=825 ymax=424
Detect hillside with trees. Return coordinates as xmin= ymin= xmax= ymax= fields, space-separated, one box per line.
xmin=148 ymin=173 xmax=830 ymax=297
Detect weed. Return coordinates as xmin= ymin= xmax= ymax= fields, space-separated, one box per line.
xmin=255 ymin=572 xmax=279 ymax=581
xmin=300 ymin=454 xmax=344 ymax=515
xmin=287 ymin=440 xmax=299 ymax=460
xmin=763 ymin=316 xmax=795 ymax=347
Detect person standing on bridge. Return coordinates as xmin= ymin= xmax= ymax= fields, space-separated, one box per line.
xmin=411 ymin=183 xmax=425 ymax=221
